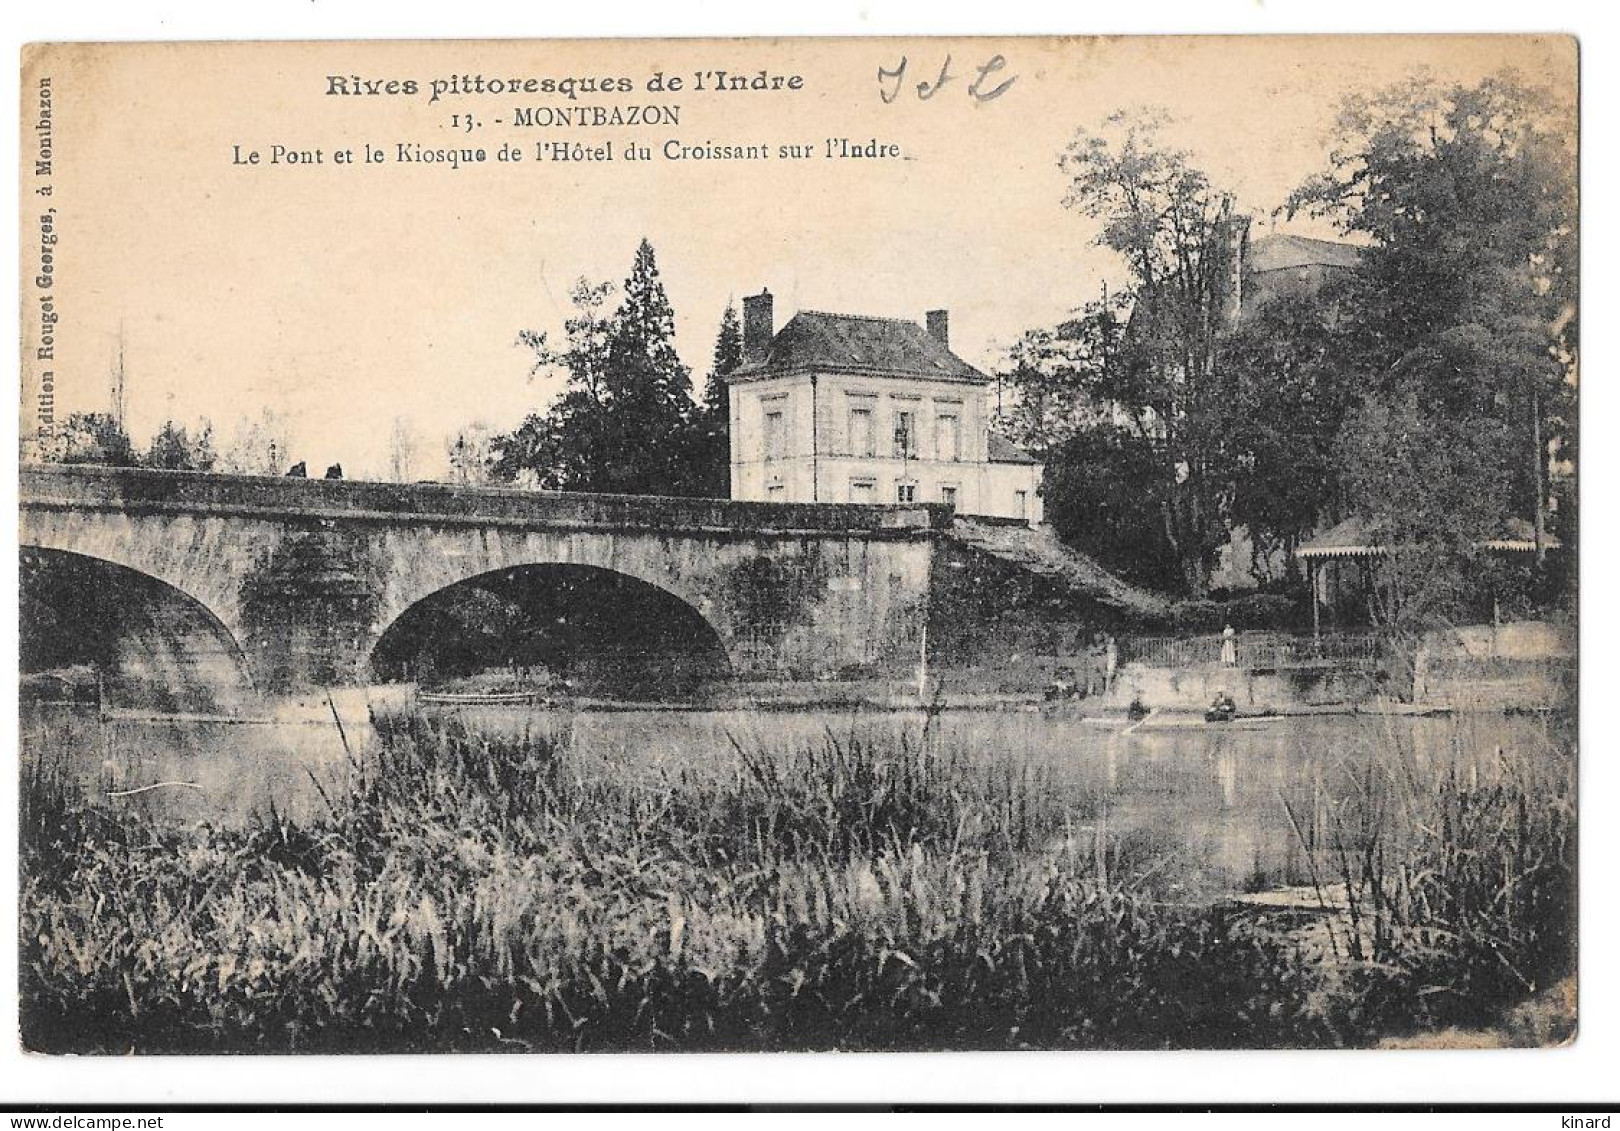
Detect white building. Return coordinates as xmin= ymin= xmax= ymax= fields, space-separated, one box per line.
xmin=727 ymin=290 xmax=1043 ymax=522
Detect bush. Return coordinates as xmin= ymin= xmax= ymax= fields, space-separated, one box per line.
xmin=1169 ymin=599 xmax=1222 ymax=634
xmin=1222 ymin=593 xmax=1303 ymax=631
xmin=1169 ymin=593 xmax=1303 ymax=633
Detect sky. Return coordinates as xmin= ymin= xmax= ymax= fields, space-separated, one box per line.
xmin=22 ymin=35 xmax=1575 ymax=478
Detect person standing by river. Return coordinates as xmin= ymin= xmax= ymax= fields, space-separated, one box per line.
xmin=1221 ymin=623 xmax=1237 ymax=668
xmin=1085 ymin=632 xmax=1108 ymax=696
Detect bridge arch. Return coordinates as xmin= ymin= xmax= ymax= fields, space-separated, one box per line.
xmin=18 ymin=509 xmax=255 ymax=646
xmin=20 ymin=546 xmax=256 ymax=713
xmin=367 ymin=562 xmax=734 ymax=700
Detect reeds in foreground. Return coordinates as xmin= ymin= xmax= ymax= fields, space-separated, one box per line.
xmin=19 ymin=711 xmax=1574 ymax=1052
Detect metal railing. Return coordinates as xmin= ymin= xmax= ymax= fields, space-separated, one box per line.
xmin=1117 ymin=630 xmax=1386 ymax=671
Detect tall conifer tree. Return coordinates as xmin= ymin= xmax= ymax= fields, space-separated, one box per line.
xmin=693 ymin=303 xmax=743 ymax=496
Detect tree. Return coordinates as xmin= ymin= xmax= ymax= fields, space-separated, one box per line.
xmin=387 ymin=416 xmax=418 ymax=483
xmin=1057 ymin=109 xmax=1245 ymax=594
xmin=600 ymin=238 xmax=701 ymax=493
xmin=692 ymin=303 xmax=742 ymax=497
xmin=1041 ymin=424 xmax=1185 ymax=593
xmin=1217 ymin=293 xmax=1354 ymax=582
xmin=446 ymin=422 xmax=495 ymax=486
xmin=1276 ymin=69 xmax=1578 ymax=682
xmin=492 ymin=277 xmax=616 ymax=490
xmin=1292 ymin=70 xmax=1577 ymax=563
xmin=493 ymin=240 xmax=706 ymax=495
xmin=994 ymin=299 xmax=1137 ymax=453
xmin=55 ymin=412 xmax=135 ymax=467
xmin=1335 ymin=396 xmax=1516 ymax=690
xmin=145 ymin=419 xmax=217 ymax=471
xmin=218 ymin=408 xmax=292 ymax=476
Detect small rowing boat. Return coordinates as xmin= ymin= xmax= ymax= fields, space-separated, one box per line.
xmin=415 ymin=689 xmax=562 ymax=708
xmin=1127 ymin=713 xmax=1284 ymax=732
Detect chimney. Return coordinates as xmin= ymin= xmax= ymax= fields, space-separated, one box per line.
xmin=925 ymin=309 xmax=950 ymax=348
xmin=743 ymin=289 xmax=774 ymax=360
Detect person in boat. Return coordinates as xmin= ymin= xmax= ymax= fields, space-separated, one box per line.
xmin=1045 ymin=669 xmax=1078 ymax=702
xmin=1205 ymin=690 xmax=1237 ymax=722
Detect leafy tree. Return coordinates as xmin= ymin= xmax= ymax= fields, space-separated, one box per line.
xmin=994 ymin=300 xmax=1137 ymax=453
xmin=493 ymin=240 xmax=705 ymax=495
xmin=1041 ymin=425 xmax=1184 ymax=593
xmin=55 ymin=412 xmax=135 ymax=467
xmin=1218 ymin=293 xmax=1355 ymax=582
xmin=1334 ymin=396 xmax=1516 ymax=691
xmin=144 ymin=419 xmax=217 ymax=471
xmin=493 ymin=278 xmax=617 ymax=489
xmin=1292 ymin=70 xmax=1577 ymax=562
xmin=446 ymin=422 xmax=495 ymax=486
xmin=1285 ymin=69 xmax=1577 ymax=676
xmin=1058 ymin=108 xmax=1246 ymax=595
xmin=218 ymin=408 xmax=292 ymax=476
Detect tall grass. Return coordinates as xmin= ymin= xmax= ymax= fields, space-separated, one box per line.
xmin=1280 ymin=715 xmax=1576 ymax=1034
xmin=19 ymin=709 xmax=1574 ymax=1052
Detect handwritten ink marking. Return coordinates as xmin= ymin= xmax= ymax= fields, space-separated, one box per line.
xmin=916 ymin=55 xmax=954 ymax=101
xmin=878 ymin=53 xmax=1018 ymax=105
xmin=969 ymin=55 xmax=1017 ymax=102
xmin=878 ymin=57 xmax=907 ymax=104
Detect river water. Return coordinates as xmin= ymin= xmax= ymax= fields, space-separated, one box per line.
xmin=22 ymin=703 xmax=1570 ymax=899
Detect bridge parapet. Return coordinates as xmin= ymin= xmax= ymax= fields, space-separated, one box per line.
xmin=20 ymin=462 xmax=946 ymax=697
xmin=19 ymin=464 xmax=950 ymax=536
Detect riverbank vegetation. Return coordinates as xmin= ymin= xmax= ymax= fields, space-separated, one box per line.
xmin=20 ymin=709 xmax=1574 ymax=1052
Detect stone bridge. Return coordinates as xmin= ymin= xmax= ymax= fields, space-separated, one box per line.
xmin=19 ymin=464 xmax=948 ymax=706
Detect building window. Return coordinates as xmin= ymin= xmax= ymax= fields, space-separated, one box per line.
xmin=849 ymin=478 xmax=876 ymax=503
xmin=936 ymin=413 xmax=961 ymax=461
xmin=849 ymin=406 xmax=874 ymax=457
xmin=1014 ymin=489 xmax=1028 ymax=520
xmin=939 ymin=485 xmax=958 ymax=508
xmin=896 ymin=482 xmax=917 ymax=504
xmin=893 ymin=410 xmax=916 ymax=458
xmin=764 ymin=409 xmax=786 ymax=462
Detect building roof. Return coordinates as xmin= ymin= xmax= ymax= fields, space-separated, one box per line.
xmin=1246 ymin=233 xmax=1363 ymax=275
xmin=1296 ymin=516 xmax=1382 ymax=559
xmin=730 ymin=311 xmax=990 ymax=384
xmin=988 ymin=433 xmax=1039 ymax=465
xmin=1297 ymin=516 xmax=1562 ymax=561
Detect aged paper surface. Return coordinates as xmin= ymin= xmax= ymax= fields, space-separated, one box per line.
xmin=17 ymin=36 xmax=1577 ymax=1055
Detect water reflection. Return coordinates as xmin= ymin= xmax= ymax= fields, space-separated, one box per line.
xmin=22 ymin=702 xmax=1566 ymax=898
